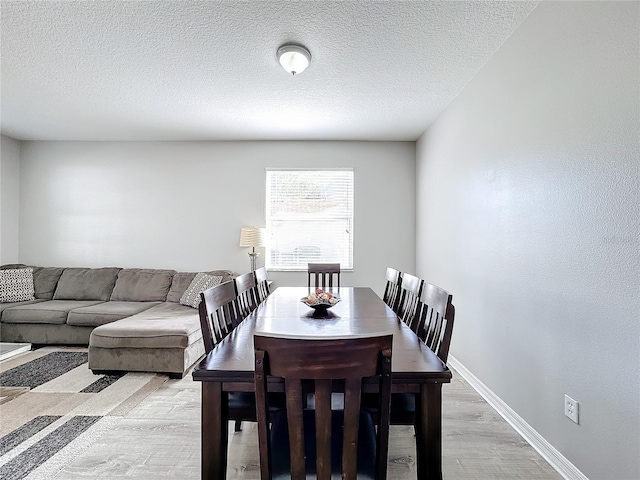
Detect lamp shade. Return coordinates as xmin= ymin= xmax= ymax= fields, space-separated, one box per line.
xmin=239 ymin=227 xmax=265 ymax=248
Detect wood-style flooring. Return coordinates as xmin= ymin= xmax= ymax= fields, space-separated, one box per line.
xmin=53 ymin=366 xmax=561 ymax=479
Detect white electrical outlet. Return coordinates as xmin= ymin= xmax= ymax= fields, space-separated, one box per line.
xmin=564 ymin=394 xmax=579 ymax=424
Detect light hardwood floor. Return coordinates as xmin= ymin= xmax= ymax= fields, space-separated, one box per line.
xmin=57 ymin=367 xmax=562 ymax=479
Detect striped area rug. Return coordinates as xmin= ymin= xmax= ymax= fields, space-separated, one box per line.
xmin=0 ymin=347 xmax=167 ymax=480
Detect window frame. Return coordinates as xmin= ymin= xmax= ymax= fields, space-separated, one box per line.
xmin=265 ymin=168 xmax=354 ymax=272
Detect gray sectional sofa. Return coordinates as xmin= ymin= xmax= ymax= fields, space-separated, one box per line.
xmin=0 ymin=265 xmax=236 ymax=377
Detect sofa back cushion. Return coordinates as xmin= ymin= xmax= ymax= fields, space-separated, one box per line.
xmin=110 ymin=268 xmax=175 ymax=302
xmin=32 ymin=267 xmax=65 ymax=299
xmin=166 ymin=272 xmax=197 ymax=303
xmin=166 ymin=270 xmax=237 ymax=303
xmin=53 ymin=267 xmax=121 ymax=301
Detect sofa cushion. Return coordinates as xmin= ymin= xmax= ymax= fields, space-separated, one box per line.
xmin=90 ymin=302 xmax=202 ymax=349
xmin=167 ymin=270 xmax=238 ymax=302
xmin=166 ymin=272 xmax=198 ymax=303
xmin=1 ymin=300 xmax=104 ymax=325
xmin=0 ymin=268 xmax=35 ymax=303
xmin=180 ymin=273 xmax=223 ymax=308
xmin=32 ymin=267 xmax=65 ymax=300
xmin=53 ymin=267 xmax=121 ymax=301
xmin=110 ymin=269 xmax=175 ymax=302
xmin=67 ymin=301 xmax=161 ymax=327
xmin=0 ymin=299 xmax=46 ymax=317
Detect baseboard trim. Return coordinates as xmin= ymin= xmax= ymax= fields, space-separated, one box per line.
xmin=448 ymin=355 xmax=588 ymax=480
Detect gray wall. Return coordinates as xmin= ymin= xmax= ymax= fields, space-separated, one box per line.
xmin=17 ymin=140 xmax=416 ymax=295
xmin=1 ymin=135 xmax=21 ymax=263
xmin=416 ymin=2 xmax=639 ymax=479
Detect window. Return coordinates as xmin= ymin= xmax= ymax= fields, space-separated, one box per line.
xmin=266 ymin=169 xmax=354 ymax=270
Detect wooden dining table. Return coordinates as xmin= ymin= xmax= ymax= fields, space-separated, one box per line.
xmin=192 ymin=286 xmax=452 ymax=480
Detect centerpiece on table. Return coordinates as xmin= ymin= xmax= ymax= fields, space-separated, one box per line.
xmin=301 ymin=289 xmax=340 ymax=310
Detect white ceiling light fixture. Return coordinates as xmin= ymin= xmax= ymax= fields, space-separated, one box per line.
xmin=276 ymin=44 xmax=311 ymax=76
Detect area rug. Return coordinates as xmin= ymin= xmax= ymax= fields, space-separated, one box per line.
xmin=0 ymin=347 xmax=168 ymax=480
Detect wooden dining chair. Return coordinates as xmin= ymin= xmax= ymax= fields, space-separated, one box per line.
xmin=199 ymin=281 xmax=255 ymax=432
xmin=198 ymin=280 xmax=242 ymax=352
xmin=254 ymin=266 xmax=271 ymax=303
xmin=382 ymin=267 xmax=402 ymax=314
xmin=308 ymin=263 xmax=341 ymax=289
xmin=234 ymin=271 xmax=259 ymax=318
xmin=415 ymin=283 xmax=455 ymax=363
xmin=387 ymin=282 xmax=454 ymax=426
xmin=396 ymin=272 xmax=424 ymax=332
xmin=254 ymin=334 xmax=393 ymax=480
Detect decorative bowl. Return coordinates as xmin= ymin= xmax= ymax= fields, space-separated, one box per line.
xmin=301 ymin=290 xmax=340 ymax=310
xmin=301 ymin=298 xmax=341 ymax=310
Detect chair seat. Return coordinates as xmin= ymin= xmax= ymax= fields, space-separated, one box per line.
xmin=270 ymin=409 xmax=377 ymax=480
xmin=362 ymin=392 xmax=416 ymax=425
xmin=228 ymin=392 xmax=285 ymax=421
xmin=228 ymin=391 xmax=256 ymax=408
xmin=390 ymin=392 xmax=415 ymax=413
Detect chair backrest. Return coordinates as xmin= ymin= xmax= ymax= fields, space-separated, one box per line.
xmin=415 ymin=283 xmax=455 ymax=363
xmin=396 ymin=273 xmax=424 ymax=331
xmin=307 ymin=263 xmax=341 ymax=289
xmin=254 ymin=267 xmax=271 ymax=303
xmin=254 ymin=334 xmax=393 ymax=480
xmin=234 ymin=272 xmax=258 ymax=318
xmin=382 ymin=267 xmax=402 ymax=314
xmin=198 ymin=280 xmax=241 ymax=353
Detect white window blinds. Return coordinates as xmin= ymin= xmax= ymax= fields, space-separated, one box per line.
xmin=266 ymin=169 xmax=354 ymax=270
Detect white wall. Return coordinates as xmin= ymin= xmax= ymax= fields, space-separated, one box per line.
xmin=1 ymin=135 xmax=21 ymax=263
xmin=18 ymin=141 xmax=415 ymax=295
xmin=416 ymin=2 xmax=639 ymax=479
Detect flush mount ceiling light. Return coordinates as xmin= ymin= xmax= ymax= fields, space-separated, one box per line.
xmin=276 ymin=44 xmax=311 ymax=76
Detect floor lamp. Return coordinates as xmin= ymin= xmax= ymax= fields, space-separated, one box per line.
xmin=239 ymin=227 xmax=265 ymax=271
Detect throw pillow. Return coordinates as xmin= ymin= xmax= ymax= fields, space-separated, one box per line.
xmin=180 ymin=273 xmax=223 ymax=308
xmin=0 ymin=267 xmax=36 ymax=303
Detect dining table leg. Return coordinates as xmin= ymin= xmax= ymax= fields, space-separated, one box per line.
xmin=415 ymin=383 xmax=443 ymax=480
xmin=202 ymin=381 xmax=229 ymax=480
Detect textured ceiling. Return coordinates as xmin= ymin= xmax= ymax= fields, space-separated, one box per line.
xmin=0 ymin=1 xmax=537 ymax=141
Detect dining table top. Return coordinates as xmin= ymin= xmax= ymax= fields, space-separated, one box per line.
xmin=192 ymin=286 xmax=452 ymax=385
